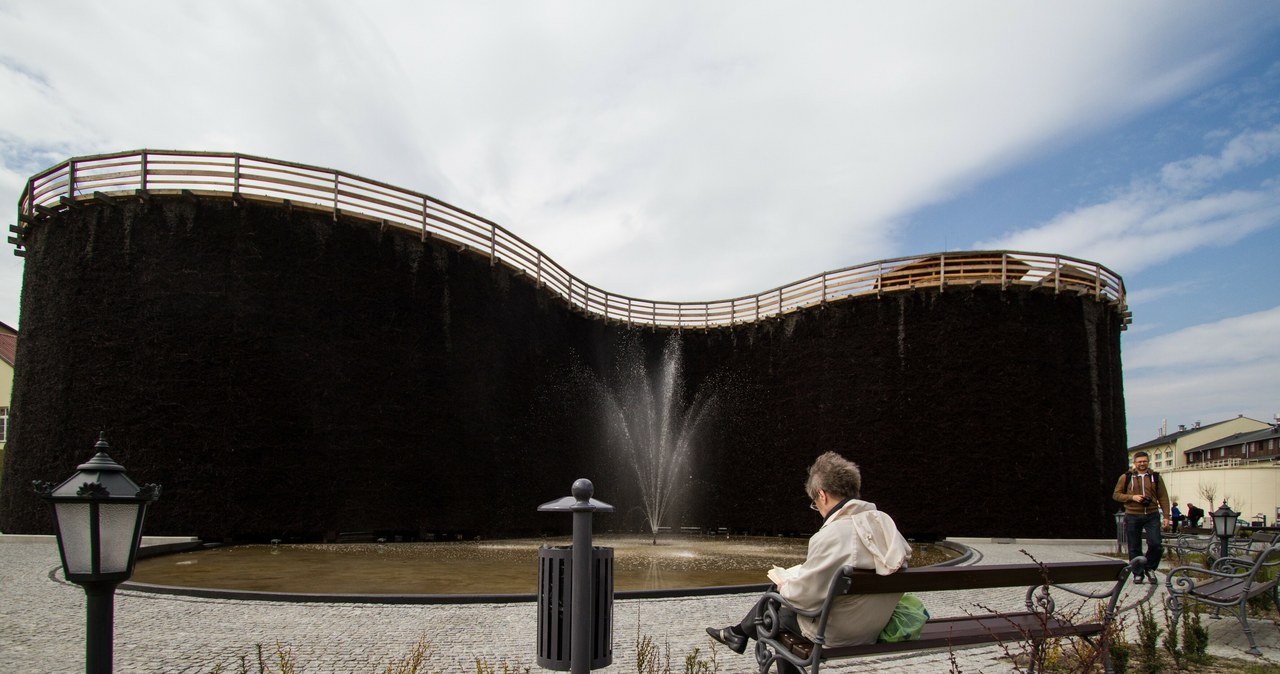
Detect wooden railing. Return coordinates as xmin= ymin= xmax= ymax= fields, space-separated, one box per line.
xmin=13 ymin=150 xmax=1128 ymax=329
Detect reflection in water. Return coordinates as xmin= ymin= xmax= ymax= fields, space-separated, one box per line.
xmin=132 ymin=535 xmax=810 ymax=595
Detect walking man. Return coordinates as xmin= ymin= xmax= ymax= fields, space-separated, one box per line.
xmin=1113 ymin=451 xmax=1170 ymax=583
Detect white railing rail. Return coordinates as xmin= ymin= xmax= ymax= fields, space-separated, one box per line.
xmin=15 ymin=149 xmax=1128 ymax=329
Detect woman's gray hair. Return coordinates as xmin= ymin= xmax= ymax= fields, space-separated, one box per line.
xmin=805 ymin=451 xmax=862 ymax=501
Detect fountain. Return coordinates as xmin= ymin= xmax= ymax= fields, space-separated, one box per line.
xmin=587 ymin=335 xmax=720 ymax=543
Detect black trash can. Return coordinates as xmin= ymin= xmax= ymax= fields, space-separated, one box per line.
xmin=536 ymin=545 xmax=614 ymax=670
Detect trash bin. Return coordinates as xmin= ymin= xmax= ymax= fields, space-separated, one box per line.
xmin=536 ymin=545 xmax=614 ymax=670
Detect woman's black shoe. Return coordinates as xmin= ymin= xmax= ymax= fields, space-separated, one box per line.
xmin=706 ymin=626 xmax=747 ymax=654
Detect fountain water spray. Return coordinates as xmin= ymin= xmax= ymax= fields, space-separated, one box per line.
xmin=593 ymin=335 xmax=719 ymax=543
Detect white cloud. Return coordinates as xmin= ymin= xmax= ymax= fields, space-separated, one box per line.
xmin=1121 ymin=306 xmax=1280 ymax=445
xmin=1125 ymin=305 xmax=1280 ymax=370
xmin=0 ymin=1 xmax=1277 ymax=325
xmin=1125 ymin=359 xmax=1280 ymax=442
xmin=1160 ymin=126 xmax=1280 ymax=192
xmin=975 ymin=125 xmax=1280 ymax=275
xmin=1123 ymin=305 xmax=1280 ymax=442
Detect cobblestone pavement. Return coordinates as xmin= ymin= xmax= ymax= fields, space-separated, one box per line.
xmin=3 ymin=538 xmax=1279 ymax=673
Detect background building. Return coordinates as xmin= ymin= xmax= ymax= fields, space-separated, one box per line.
xmin=1126 ymin=416 xmax=1270 ymax=471
xmin=1126 ymin=414 xmax=1280 ymax=527
xmin=0 ymin=321 xmax=14 ymax=470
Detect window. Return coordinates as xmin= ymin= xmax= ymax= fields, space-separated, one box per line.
xmin=0 ymin=406 xmax=6 ymax=443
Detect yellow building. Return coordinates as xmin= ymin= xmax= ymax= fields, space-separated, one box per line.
xmin=1127 ymin=415 xmax=1271 ymax=471
xmin=0 ymin=320 xmax=13 ymax=454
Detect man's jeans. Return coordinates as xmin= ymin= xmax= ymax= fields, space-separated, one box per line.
xmin=1125 ymin=511 xmax=1163 ymax=573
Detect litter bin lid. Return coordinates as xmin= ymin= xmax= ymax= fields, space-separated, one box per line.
xmin=538 ymin=496 xmax=614 ymax=512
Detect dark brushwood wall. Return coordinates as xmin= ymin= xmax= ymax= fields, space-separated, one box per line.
xmin=0 ymin=197 xmax=1127 ymax=540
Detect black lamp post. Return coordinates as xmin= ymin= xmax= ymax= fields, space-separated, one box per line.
xmin=1210 ymin=499 xmax=1240 ymax=560
xmin=34 ymin=433 xmax=161 ymax=674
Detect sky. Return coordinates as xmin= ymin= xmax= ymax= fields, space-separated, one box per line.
xmin=1 ymin=1 xmax=1278 ymax=446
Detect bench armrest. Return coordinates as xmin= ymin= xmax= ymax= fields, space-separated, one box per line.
xmin=1024 ymin=556 xmax=1144 ymax=619
xmin=756 ymin=566 xmax=855 ymax=644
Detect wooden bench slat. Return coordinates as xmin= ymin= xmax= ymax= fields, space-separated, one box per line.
xmin=1193 ymin=577 xmax=1278 ymax=602
xmin=780 ymin=612 xmax=1105 ymax=659
xmin=843 ymin=559 xmax=1126 ymax=594
xmin=1193 ymin=577 xmax=1248 ymax=601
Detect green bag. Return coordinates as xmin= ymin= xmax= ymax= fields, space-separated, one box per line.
xmin=878 ymin=592 xmax=930 ymax=643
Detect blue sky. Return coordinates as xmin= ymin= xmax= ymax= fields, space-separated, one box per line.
xmin=0 ymin=1 xmax=1277 ymax=446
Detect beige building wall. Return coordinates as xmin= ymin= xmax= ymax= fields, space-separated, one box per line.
xmin=0 ymin=358 xmax=10 ymax=452
xmin=1164 ymin=465 xmax=1280 ymax=526
xmin=1128 ymin=416 xmax=1272 ymax=471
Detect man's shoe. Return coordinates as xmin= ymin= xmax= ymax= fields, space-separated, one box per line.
xmin=706 ymin=626 xmax=747 ymax=654
xmin=1133 ymin=571 xmax=1145 ymax=584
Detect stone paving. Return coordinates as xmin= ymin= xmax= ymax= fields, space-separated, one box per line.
xmin=3 ymin=538 xmax=1279 ymax=673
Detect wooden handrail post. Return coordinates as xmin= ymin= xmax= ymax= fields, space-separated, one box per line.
xmin=333 ymin=173 xmax=340 ymax=220
xmin=420 ymin=197 xmax=428 ymax=242
xmin=233 ymin=155 xmax=241 ymax=195
xmin=68 ymin=160 xmax=77 ymax=199
xmin=140 ymin=153 xmax=148 ymax=192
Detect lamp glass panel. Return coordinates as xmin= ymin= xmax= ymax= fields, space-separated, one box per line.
xmin=1213 ymin=511 xmax=1227 ymax=536
xmin=53 ymin=502 xmax=93 ymax=574
xmin=96 ymin=502 xmax=143 ymax=574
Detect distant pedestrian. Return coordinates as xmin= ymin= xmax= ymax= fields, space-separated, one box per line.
xmin=1112 ymin=451 xmax=1170 ymax=584
xmin=1186 ymin=503 xmax=1205 ymax=529
xmin=1170 ymin=502 xmax=1184 ymax=532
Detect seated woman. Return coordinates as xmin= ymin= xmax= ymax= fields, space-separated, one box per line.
xmin=706 ymin=451 xmax=910 ymax=666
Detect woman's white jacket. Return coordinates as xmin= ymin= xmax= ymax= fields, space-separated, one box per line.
xmin=778 ymin=499 xmax=912 ymax=647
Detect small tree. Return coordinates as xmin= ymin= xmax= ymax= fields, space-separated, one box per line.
xmin=1197 ymin=480 xmax=1218 ymax=508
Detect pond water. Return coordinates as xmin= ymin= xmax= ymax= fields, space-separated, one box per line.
xmin=131 ymin=535 xmax=957 ymax=595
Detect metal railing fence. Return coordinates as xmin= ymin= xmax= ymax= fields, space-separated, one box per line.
xmin=15 ymin=149 xmax=1128 ymax=328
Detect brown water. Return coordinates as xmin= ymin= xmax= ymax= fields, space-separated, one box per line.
xmin=131 ymin=535 xmax=813 ymax=594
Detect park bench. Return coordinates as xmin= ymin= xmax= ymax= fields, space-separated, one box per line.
xmin=1171 ymin=530 xmax=1278 ymax=566
xmin=752 ymin=558 xmax=1142 ymax=674
xmin=1165 ymin=542 xmax=1280 ymax=656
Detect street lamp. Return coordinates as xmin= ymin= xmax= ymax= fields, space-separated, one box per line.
xmin=34 ymin=433 xmax=161 ymax=674
xmin=1210 ymin=499 xmax=1240 ymax=560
